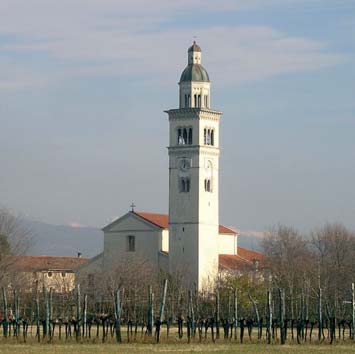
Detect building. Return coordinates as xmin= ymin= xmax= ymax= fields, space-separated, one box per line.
xmin=80 ymin=42 xmax=263 ymax=290
xmin=7 ymin=255 xmax=88 ymax=293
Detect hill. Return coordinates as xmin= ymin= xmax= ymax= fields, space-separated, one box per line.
xmin=24 ymin=220 xmax=262 ymax=257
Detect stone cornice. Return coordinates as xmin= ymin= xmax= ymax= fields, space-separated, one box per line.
xmin=168 ymin=145 xmax=220 ymax=157
xmin=165 ymin=108 xmax=222 ymax=122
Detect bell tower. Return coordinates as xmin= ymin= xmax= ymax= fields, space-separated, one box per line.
xmin=166 ymin=42 xmax=222 ymax=290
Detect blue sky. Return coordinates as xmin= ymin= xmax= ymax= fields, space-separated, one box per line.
xmin=0 ymin=0 xmax=354 ymax=234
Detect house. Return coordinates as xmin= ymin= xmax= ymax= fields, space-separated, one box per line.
xmin=7 ymin=255 xmax=89 ymax=293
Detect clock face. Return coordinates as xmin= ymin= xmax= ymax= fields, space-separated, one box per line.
xmin=179 ymin=158 xmax=191 ymax=172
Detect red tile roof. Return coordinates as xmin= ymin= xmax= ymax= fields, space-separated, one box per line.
xmin=133 ymin=211 xmax=237 ymax=235
xmin=219 ymin=247 xmax=264 ymax=272
xmin=8 ymin=256 xmax=89 ymax=272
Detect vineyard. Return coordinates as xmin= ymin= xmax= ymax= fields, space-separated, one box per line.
xmin=1 ymin=277 xmax=355 ymax=348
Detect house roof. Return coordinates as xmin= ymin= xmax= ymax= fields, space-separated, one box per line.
xmin=8 ymin=256 xmax=89 ymax=272
xmin=133 ymin=211 xmax=237 ymax=235
xmin=219 ymin=247 xmax=264 ymax=272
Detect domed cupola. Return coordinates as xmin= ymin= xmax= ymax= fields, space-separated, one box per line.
xmin=180 ymin=64 xmax=210 ymax=83
xmin=179 ymin=41 xmax=210 ymax=83
xmin=179 ymin=42 xmax=211 ymax=109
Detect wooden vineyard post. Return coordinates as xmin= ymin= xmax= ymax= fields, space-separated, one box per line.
xmin=159 ymin=279 xmax=168 ymax=322
xmin=49 ymin=288 xmax=53 ymax=341
xmin=147 ymin=286 xmax=154 ymax=336
xmin=35 ymin=282 xmax=40 ymax=342
xmin=279 ymin=288 xmax=285 ymax=345
xmin=318 ymin=288 xmax=323 ymax=342
xmin=234 ymin=288 xmax=238 ymax=341
xmin=114 ymin=289 xmax=122 ymax=343
xmin=2 ymin=287 xmax=8 ymax=338
xmin=249 ymin=293 xmax=261 ymax=340
xmin=13 ymin=289 xmax=19 ymax=338
xmin=267 ymin=290 xmax=272 ymax=344
xmin=300 ymin=288 xmax=305 ymax=341
xmin=43 ymin=286 xmax=49 ymax=339
xmin=76 ymin=284 xmax=81 ymax=340
xmin=188 ymin=289 xmax=195 ymax=338
xmin=215 ymin=289 xmax=220 ymax=339
xmin=352 ymin=283 xmax=355 ymax=340
xmin=83 ymin=294 xmax=88 ymax=338
xmin=227 ymin=291 xmax=231 ymax=338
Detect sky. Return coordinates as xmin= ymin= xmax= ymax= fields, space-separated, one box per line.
xmin=0 ymin=0 xmax=354 ymax=234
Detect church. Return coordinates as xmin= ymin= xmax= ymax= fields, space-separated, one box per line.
xmin=81 ymin=42 xmax=262 ymax=290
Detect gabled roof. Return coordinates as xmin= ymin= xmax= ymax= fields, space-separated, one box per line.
xmin=219 ymin=247 xmax=264 ymax=272
xmin=133 ymin=211 xmax=237 ymax=235
xmin=8 ymin=256 xmax=89 ymax=272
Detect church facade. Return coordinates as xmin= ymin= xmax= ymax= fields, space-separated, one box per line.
xmin=80 ymin=43 xmax=262 ymax=290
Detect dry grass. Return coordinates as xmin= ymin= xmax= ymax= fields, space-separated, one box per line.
xmin=0 ymin=341 xmax=355 ymax=354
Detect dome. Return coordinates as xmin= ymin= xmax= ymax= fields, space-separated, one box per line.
xmin=188 ymin=41 xmax=201 ymax=53
xmin=180 ymin=64 xmax=210 ymax=83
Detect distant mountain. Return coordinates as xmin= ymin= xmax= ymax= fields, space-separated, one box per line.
xmin=24 ymin=220 xmax=262 ymax=257
xmin=238 ymin=230 xmax=264 ymax=252
xmin=25 ymin=220 xmax=103 ymax=258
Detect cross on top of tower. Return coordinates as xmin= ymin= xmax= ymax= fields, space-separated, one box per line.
xmin=130 ymin=202 xmax=136 ymax=212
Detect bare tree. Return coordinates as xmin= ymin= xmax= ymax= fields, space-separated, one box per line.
xmin=311 ymin=223 xmax=355 ymax=318
xmin=0 ymin=209 xmax=32 ymax=285
xmin=262 ymin=225 xmax=313 ymax=319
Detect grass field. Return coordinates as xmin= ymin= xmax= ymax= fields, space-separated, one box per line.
xmin=0 ymin=339 xmax=355 ymax=354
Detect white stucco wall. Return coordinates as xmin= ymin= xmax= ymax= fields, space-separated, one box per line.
xmin=219 ymin=234 xmax=237 ymax=255
xmin=167 ymin=107 xmax=222 ymax=290
xmin=161 ymin=229 xmax=169 ymax=253
xmin=103 ymin=213 xmax=162 ymax=270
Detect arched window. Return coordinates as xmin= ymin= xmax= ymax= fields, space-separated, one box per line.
xmin=205 ymin=160 xmax=213 ymax=192
xmin=205 ymin=179 xmax=211 ymax=192
xmin=178 ymin=127 xmax=193 ymax=145
xmin=183 ymin=129 xmax=187 ymax=144
xmin=186 ymin=179 xmax=190 ymax=192
xmin=188 ymin=128 xmax=192 ymax=145
xmin=198 ymin=94 xmax=201 ymax=107
xmin=204 ymin=128 xmax=215 ymax=146
xmin=177 ymin=128 xmax=182 ymax=145
xmin=180 ymin=177 xmax=190 ymax=193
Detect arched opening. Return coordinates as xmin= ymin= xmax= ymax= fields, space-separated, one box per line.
xmin=183 ymin=129 xmax=188 ymax=144
xmin=180 ymin=177 xmax=191 ymax=193
xmin=188 ymin=128 xmax=193 ymax=145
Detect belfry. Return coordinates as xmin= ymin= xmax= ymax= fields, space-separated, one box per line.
xmin=80 ymin=43 xmax=264 ymax=292
xmin=166 ymin=42 xmax=222 ymax=289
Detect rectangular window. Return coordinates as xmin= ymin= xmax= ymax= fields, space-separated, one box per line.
xmin=127 ymin=235 xmax=135 ymax=252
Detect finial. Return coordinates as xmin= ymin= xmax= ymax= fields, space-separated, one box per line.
xmin=130 ymin=202 xmax=136 ymax=212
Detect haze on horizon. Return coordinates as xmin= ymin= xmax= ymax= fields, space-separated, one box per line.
xmin=0 ymin=0 xmax=354 ymax=234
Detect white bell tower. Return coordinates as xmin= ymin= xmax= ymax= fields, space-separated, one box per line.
xmin=166 ymin=42 xmax=222 ymax=290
